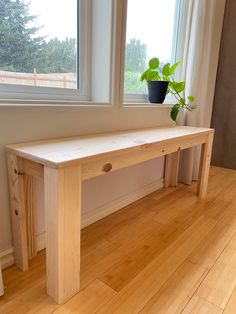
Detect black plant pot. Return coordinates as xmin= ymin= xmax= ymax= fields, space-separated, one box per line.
xmin=147 ymin=81 xmax=169 ymax=103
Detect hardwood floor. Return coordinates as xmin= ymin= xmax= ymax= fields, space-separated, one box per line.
xmin=1 ymin=166 xmax=236 ymax=313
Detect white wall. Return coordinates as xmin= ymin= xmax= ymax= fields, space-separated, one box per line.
xmin=0 ymin=105 xmax=172 ymax=252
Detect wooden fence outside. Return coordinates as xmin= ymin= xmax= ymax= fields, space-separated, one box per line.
xmin=0 ymin=70 xmax=77 ymax=89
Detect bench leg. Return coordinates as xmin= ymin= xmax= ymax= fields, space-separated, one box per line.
xmin=24 ymin=174 xmax=37 ymax=259
xmin=164 ymin=150 xmax=180 ymax=188
xmin=197 ymin=132 xmax=214 ymax=199
xmin=44 ymin=166 xmax=82 ymax=304
xmin=7 ymin=154 xmax=28 ymax=271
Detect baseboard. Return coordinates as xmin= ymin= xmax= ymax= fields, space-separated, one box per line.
xmin=0 ymin=178 xmax=163 ymax=267
xmin=0 ymin=248 xmax=14 ymax=270
xmin=0 ymin=236 xmax=46 ymax=269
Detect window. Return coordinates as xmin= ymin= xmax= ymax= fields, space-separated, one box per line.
xmin=0 ymin=0 xmax=187 ymax=105
xmin=0 ymin=0 xmax=112 ymax=103
xmin=124 ymin=0 xmax=186 ymax=103
xmin=0 ymin=0 xmax=78 ymax=88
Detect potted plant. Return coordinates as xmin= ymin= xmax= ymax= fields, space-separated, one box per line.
xmin=140 ymin=57 xmax=195 ymax=121
xmin=140 ymin=57 xmax=169 ymax=104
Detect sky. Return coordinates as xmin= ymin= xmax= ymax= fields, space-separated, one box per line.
xmin=28 ymin=0 xmax=176 ymax=60
xmin=29 ymin=0 xmax=77 ymax=40
xmin=126 ymin=0 xmax=176 ymax=61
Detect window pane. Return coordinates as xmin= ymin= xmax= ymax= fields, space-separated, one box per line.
xmin=124 ymin=0 xmax=177 ymax=94
xmin=0 ymin=0 xmax=77 ymax=89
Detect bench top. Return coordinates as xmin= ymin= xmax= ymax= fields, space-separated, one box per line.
xmin=6 ymin=126 xmax=213 ymax=168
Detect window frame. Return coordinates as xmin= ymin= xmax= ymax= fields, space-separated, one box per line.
xmin=123 ymin=0 xmax=189 ymax=105
xmin=0 ymin=0 xmax=92 ymax=104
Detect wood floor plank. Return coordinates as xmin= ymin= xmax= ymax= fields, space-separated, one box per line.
xmin=53 ymin=280 xmax=116 ymax=314
xmin=150 ymin=184 xmax=182 ymax=201
xmin=152 ymin=188 xmax=198 ymax=225
xmin=187 ymin=208 xmax=236 ymax=269
xmin=97 ymin=216 xmax=216 ymax=313
xmin=194 ymin=233 xmax=236 ymax=309
xmin=81 ymin=248 xmax=125 ymax=290
xmin=98 ymin=256 xmax=144 ymax=292
xmin=0 ymin=277 xmax=49 ymax=314
xmin=182 ymin=295 xmax=223 ymax=313
xmin=139 ymin=261 xmax=208 ymax=314
xmin=223 ymin=286 xmax=236 ymax=314
xmin=138 ymin=204 xmax=236 ymax=314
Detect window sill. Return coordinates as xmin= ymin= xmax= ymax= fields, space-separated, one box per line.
xmin=0 ymin=99 xmax=113 ymax=108
xmin=123 ymin=102 xmax=174 ymax=109
xmin=0 ymin=99 xmax=174 ymax=110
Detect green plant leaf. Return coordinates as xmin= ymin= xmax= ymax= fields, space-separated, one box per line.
xmin=147 ymin=70 xmax=159 ymax=81
xmin=162 ymin=63 xmax=170 ymax=76
xmin=170 ymin=62 xmax=180 ymax=75
xmin=140 ymin=69 xmax=149 ymax=81
xmin=149 ymin=57 xmax=159 ymax=69
xmin=187 ymin=95 xmax=195 ymax=102
xmin=163 ymin=75 xmax=170 ymax=82
xmin=167 ymin=87 xmax=171 ymax=94
xmin=168 ymin=81 xmax=175 ymax=89
xmin=170 ymin=104 xmax=181 ymax=122
xmin=172 ymin=81 xmax=185 ymax=93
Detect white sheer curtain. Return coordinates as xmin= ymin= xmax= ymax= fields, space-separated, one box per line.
xmin=179 ymin=0 xmax=226 ymax=184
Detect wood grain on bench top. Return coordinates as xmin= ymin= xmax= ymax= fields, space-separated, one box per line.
xmin=6 ymin=126 xmax=213 ymax=168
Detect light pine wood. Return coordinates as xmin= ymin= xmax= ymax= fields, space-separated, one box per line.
xmin=24 ymin=174 xmax=37 ymax=259
xmin=81 ymin=136 xmax=203 ymax=181
xmin=6 ymin=126 xmax=213 ymax=168
xmin=164 ymin=150 xmax=180 ymax=187
xmin=197 ymin=132 xmax=214 ymax=198
xmin=1 ymin=167 xmax=236 ymax=313
xmin=6 ymin=154 xmax=28 ymax=271
xmin=81 ymin=140 xmax=179 ymax=180
xmin=22 ymin=159 xmax=44 ymax=179
xmin=44 ymin=166 xmax=82 ymax=304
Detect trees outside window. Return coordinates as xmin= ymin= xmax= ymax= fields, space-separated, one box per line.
xmin=124 ymin=38 xmax=147 ymax=94
xmin=0 ymin=0 xmax=44 ymax=72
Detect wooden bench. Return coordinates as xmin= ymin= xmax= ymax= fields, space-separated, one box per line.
xmin=6 ymin=126 xmax=214 ymax=304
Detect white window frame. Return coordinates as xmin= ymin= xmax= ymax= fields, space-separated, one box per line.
xmin=123 ymin=0 xmax=189 ymax=105
xmin=0 ymin=0 xmax=101 ymax=105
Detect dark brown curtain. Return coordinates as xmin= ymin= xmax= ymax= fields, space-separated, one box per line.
xmin=211 ymin=0 xmax=236 ymax=170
